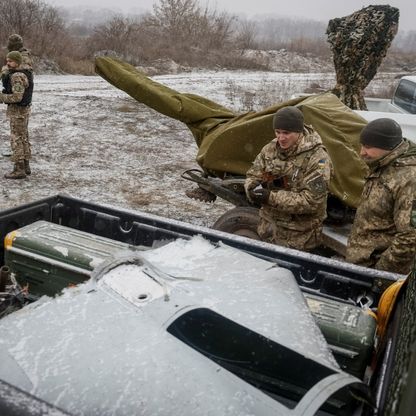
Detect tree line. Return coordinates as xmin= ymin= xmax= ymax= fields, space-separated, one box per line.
xmin=0 ymin=0 xmax=414 ymax=74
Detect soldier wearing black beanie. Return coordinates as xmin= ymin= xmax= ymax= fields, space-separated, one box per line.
xmin=273 ymin=106 xmax=304 ymax=132
xmin=346 ymin=117 xmax=416 ymax=274
xmin=360 ymin=118 xmax=402 ymax=150
xmin=244 ymin=105 xmax=332 ymax=251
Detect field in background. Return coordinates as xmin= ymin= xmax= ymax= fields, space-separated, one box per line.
xmin=0 ymin=70 xmax=400 ymax=228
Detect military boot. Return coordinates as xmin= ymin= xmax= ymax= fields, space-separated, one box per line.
xmin=24 ymin=160 xmax=31 ymax=175
xmin=4 ymin=161 xmax=26 ymax=179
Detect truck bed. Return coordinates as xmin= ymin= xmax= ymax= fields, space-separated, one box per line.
xmin=0 ymin=194 xmax=413 ymax=416
xmin=0 ymin=194 xmax=399 ymax=307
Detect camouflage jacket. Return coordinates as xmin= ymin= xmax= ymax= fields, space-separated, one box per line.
xmin=244 ymin=126 xmax=332 ymax=250
xmin=346 ymin=140 xmax=416 ymax=274
xmin=0 ymin=70 xmax=29 ymax=105
xmin=19 ymin=48 xmax=33 ymax=70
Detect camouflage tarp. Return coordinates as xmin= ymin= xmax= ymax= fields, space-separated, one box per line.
xmin=96 ymin=56 xmax=368 ymax=208
xmin=327 ymin=5 xmax=399 ymax=110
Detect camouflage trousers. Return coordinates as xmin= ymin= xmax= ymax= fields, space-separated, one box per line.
xmin=7 ymin=105 xmax=31 ymax=163
xmin=257 ymin=216 xmax=323 ymax=252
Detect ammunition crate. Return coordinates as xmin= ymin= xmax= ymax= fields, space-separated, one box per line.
xmin=305 ymin=293 xmax=377 ymax=378
xmin=4 ymin=220 xmax=137 ymax=297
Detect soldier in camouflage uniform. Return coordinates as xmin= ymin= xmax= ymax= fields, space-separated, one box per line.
xmin=4 ymin=34 xmax=33 ymax=70
xmin=244 ymin=106 xmax=332 ymax=251
xmin=1 ymin=34 xmax=33 ymax=85
xmin=346 ymin=118 xmax=416 ymax=274
xmin=0 ymin=51 xmax=34 ymax=179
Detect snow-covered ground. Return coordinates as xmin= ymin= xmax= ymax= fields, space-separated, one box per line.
xmin=0 ymin=70 xmax=399 ymax=228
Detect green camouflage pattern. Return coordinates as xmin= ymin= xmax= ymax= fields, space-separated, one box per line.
xmin=0 ymin=71 xmax=28 ymax=104
xmin=0 ymin=72 xmax=31 ymax=162
xmin=7 ymin=105 xmax=31 ymax=162
xmin=17 ymin=48 xmax=33 ymax=71
xmin=95 ymin=57 xmax=368 ymax=207
xmin=327 ymin=5 xmax=399 ymax=110
xmin=346 ymin=140 xmax=416 ymax=274
xmin=412 ymin=200 xmax=416 ymax=228
xmin=244 ymin=127 xmax=331 ymax=251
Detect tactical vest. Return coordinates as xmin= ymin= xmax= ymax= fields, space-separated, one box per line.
xmin=2 ymin=69 xmax=33 ymax=106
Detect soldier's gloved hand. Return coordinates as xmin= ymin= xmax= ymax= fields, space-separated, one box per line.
xmin=250 ymin=188 xmax=270 ymax=204
xmin=245 ymin=182 xmax=259 ymax=203
xmin=246 ymin=182 xmax=258 ymax=192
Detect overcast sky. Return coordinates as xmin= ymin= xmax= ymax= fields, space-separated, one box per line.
xmin=46 ymin=0 xmax=414 ymax=31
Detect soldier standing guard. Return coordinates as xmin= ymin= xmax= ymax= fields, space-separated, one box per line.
xmin=0 ymin=51 xmax=34 ymax=179
xmin=1 ymin=34 xmax=33 ymax=160
xmin=244 ymin=106 xmax=332 ymax=252
xmin=6 ymin=34 xmax=33 ymax=70
xmin=346 ymin=118 xmax=416 ymax=274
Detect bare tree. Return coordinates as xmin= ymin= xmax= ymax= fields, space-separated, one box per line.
xmin=148 ymin=0 xmax=199 ymax=44
xmin=88 ymin=16 xmax=133 ymax=54
xmin=235 ymin=18 xmax=257 ymax=51
xmin=198 ymin=9 xmax=235 ymax=50
xmin=0 ymin=0 xmax=38 ymax=37
xmin=86 ymin=15 xmax=153 ymax=65
xmin=31 ymin=4 xmax=66 ymax=56
xmin=0 ymin=0 xmax=67 ymax=58
xmin=136 ymin=0 xmax=236 ymax=64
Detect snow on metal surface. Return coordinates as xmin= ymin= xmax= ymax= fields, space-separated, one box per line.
xmin=52 ymin=246 xmax=69 ymax=257
xmin=0 ymin=236 xmax=343 ymax=415
xmin=101 ymin=263 xmax=167 ymax=304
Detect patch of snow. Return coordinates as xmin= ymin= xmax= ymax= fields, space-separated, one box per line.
xmin=101 ymin=263 xmax=167 ymax=305
xmin=53 ymin=246 xmax=69 ymax=257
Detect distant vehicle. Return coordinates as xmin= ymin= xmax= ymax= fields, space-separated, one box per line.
xmin=0 ymin=194 xmax=414 ymax=415
xmin=364 ymin=76 xmax=416 ymax=115
xmin=356 ymin=75 xmax=416 ymax=140
xmin=292 ymin=76 xmax=416 ymax=141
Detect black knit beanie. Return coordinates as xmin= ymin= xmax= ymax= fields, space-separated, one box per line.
xmin=273 ymin=106 xmax=304 ymax=132
xmin=360 ymin=118 xmax=403 ymax=150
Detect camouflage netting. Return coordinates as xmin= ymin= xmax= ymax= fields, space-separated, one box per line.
xmin=327 ymin=5 xmax=399 ymax=110
xmin=96 ymin=56 xmax=368 ymax=208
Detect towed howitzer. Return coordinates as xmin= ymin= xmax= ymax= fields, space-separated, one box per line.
xmin=181 ymin=169 xmax=289 ymax=206
xmin=181 ymin=168 xmax=354 ymax=254
xmin=181 ymin=169 xmax=249 ymax=206
xmin=95 ymin=57 xmax=367 ymax=253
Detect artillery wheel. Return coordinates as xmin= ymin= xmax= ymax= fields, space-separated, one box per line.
xmin=212 ymin=207 xmax=260 ymax=240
